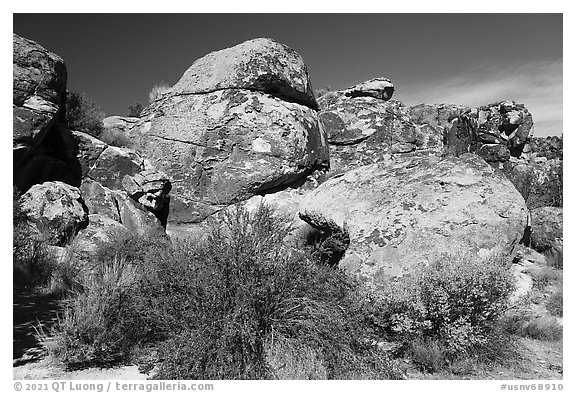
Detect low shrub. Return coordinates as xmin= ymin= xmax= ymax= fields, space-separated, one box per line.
xmin=128 ymin=102 xmax=144 ymax=117
xmin=523 ymin=316 xmax=563 ymax=341
xmin=40 ymin=204 xmax=401 ymax=379
xmin=369 ymin=255 xmax=515 ymax=361
xmin=546 ymin=287 xmax=563 ymax=317
xmin=98 ymin=127 xmax=132 ymax=148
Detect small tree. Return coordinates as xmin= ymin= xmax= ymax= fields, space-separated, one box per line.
xmin=128 ymin=103 xmax=144 ymax=117
xmin=66 ymin=92 xmax=105 ymax=137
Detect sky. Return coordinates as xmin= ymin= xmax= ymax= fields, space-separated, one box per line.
xmin=13 ymin=13 xmax=563 ymax=136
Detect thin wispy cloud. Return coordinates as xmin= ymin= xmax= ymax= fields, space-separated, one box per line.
xmin=398 ymin=60 xmax=563 ymax=136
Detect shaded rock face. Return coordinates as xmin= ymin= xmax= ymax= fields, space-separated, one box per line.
xmin=18 ymin=181 xmax=88 ymax=246
xmin=73 ymin=131 xmax=171 ymax=225
xmin=299 ymin=154 xmax=528 ymax=288
xmin=131 ymin=38 xmax=329 ymax=224
xmin=13 ymin=34 xmax=82 ymax=193
xmin=530 ymin=207 xmax=563 ymax=253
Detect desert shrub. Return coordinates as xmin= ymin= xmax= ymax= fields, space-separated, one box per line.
xmin=369 ymin=255 xmax=515 ymax=360
xmin=128 ymin=102 xmax=144 ymax=117
xmin=66 ymin=92 xmax=105 ymax=137
xmin=522 ymin=316 xmax=563 ymax=341
xmin=544 ymin=244 xmax=563 ymax=269
xmin=40 ymin=204 xmax=401 ymax=379
xmin=546 ymin=287 xmax=563 ymax=317
xmin=408 ymin=337 xmax=446 ymax=373
xmin=527 ymin=265 xmax=562 ymax=290
xmin=148 ymin=83 xmax=170 ymax=103
xmin=306 ymin=228 xmax=350 ymax=266
xmin=98 ymin=126 xmax=132 ymax=148
xmin=39 ymin=256 xmax=140 ymax=367
xmin=13 ymin=190 xmax=55 ymax=288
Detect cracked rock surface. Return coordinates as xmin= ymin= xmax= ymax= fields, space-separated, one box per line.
xmin=131 ymin=38 xmax=329 ymax=224
xmin=298 ymin=153 xmax=528 ymax=287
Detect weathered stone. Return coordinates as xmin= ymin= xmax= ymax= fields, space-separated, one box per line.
xmin=133 ymin=79 xmax=328 ymax=224
xmin=70 ymin=213 xmax=130 ymax=259
xmin=80 ymin=178 xmax=167 ymax=238
xmin=18 ymin=181 xmax=88 ymax=246
xmin=318 ymin=91 xmax=443 ymax=173
xmin=13 ymin=34 xmax=66 ymax=114
xmin=476 ymin=101 xmax=534 ymax=158
xmin=164 ymin=38 xmax=318 ymax=110
xmin=341 ymin=78 xmax=394 ymax=101
xmin=87 ymin=145 xmax=145 ymax=190
xmin=299 ymin=154 xmax=528 ymax=288
xmin=72 ymin=131 xmax=108 ymax=178
xmin=530 ymin=207 xmax=563 ymax=253
xmin=121 ymin=169 xmax=171 ymax=212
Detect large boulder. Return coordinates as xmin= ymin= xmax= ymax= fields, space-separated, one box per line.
xmin=18 ymin=181 xmax=88 ymax=246
xmin=13 ymin=34 xmax=81 ymax=193
xmin=530 ymin=207 xmax=563 ymax=253
xmin=318 ymin=90 xmax=443 ymax=173
xmin=13 ymin=33 xmax=67 ymax=145
xmin=131 ymin=38 xmax=329 ymax=224
xmin=165 ymin=37 xmax=318 ymax=110
xmin=299 ymin=154 xmax=528 ymax=288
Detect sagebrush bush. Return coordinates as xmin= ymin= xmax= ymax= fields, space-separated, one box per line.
xmin=546 ymin=287 xmax=563 ymax=317
xmin=148 ymin=83 xmax=170 ymax=103
xmin=369 ymin=255 xmax=515 ymax=358
xmin=128 ymin=102 xmax=144 ymax=117
xmin=66 ymin=92 xmax=105 ymax=137
xmin=98 ymin=127 xmax=132 ymax=148
xmin=41 ymin=204 xmax=401 ymax=379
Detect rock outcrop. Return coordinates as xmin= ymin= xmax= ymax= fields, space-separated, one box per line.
xmin=13 ymin=34 xmax=82 ymax=193
xmin=319 ymin=79 xmax=535 ymax=174
xmin=73 ymin=131 xmax=171 ymax=225
xmin=130 ymin=38 xmax=329 ymax=224
xmin=299 ymin=153 xmax=528 ymax=288
xmin=18 ymin=181 xmax=88 ymax=246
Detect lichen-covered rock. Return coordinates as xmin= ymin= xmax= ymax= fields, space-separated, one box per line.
xmin=164 ymin=38 xmax=318 ymax=110
xmin=13 ymin=34 xmax=79 ymax=193
xmin=132 ymin=39 xmax=328 ymax=224
xmin=318 ymin=91 xmax=443 ymax=173
xmin=299 ymin=154 xmax=528 ymax=288
xmin=70 ymin=214 xmax=130 ymax=259
xmin=341 ymin=78 xmax=394 ymax=101
xmin=18 ymin=181 xmax=88 ymax=246
xmin=74 ymin=131 xmax=172 ymax=223
xmin=81 ymin=178 xmax=168 ymax=238
xmin=530 ymin=207 xmax=563 ymax=253
xmin=13 ymin=33 xmax=67 ymax=145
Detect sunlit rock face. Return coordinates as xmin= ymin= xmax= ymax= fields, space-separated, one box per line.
xmin=131 ymin=38 xmax=329 ymax=224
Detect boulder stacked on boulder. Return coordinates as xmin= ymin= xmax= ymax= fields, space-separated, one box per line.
xmin=130 ymin=38 xmax=329 ymax=224
xmin=13 ymin=34 xmax=171 ymax=261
